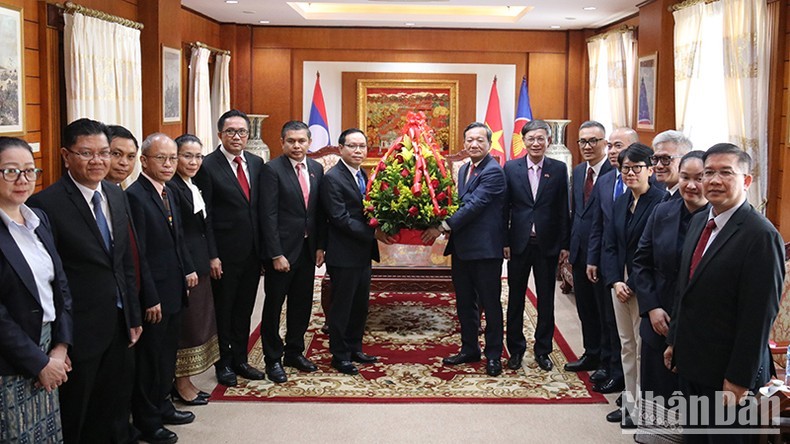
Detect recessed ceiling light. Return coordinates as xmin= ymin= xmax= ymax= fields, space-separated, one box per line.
xmin=550 ymin=25 xmax=561 ymax=29
xmin=242 ymin=10 xmax=254 ymax=14
xmin=583 ymin=6 xmax=596 ymax=10
xmin=405 ymin=22 xmax=415 ymax=26
xmin=259 ymin=20 xmax=270 ymax=24
xmin=225 ymin=0 xmax=238 ymax=3
xmin=565 ymin=17 xmax=576 ymax=20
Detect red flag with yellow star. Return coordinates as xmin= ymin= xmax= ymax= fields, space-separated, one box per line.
xmin=484 ymin=77 xmax=506 ymax=166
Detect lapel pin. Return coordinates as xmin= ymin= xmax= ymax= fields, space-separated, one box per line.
xmin=543 ymin=173 xmax=550 ymax=178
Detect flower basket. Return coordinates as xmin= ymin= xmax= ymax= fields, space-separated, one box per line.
xmin=364 ymin=112 xmax=458 ymax=244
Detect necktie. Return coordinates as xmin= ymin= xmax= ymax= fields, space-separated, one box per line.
xmin=296 ymin=163 xmax=309 ymax=208
xmin=689 ymin=218 xmax=716 ymax=278
xmin=614 ymin=174 xmax=625 ymax=200
xmin=583 ymin=166 xmax=594 ymax=205
xmin=467 ymin=163 xmax=476 ymax=183
xmin=91 ymin=191 xmax=113 ymax=254
xmin=161 ymin=188 xmax=173 ymax=227
xmin=529 ymin=165 xmax=540 ymax=199
xmin=234 ymin=155 xmax=250 ymax=200
xmin=356 ymin=170 xmax=366 ymax=197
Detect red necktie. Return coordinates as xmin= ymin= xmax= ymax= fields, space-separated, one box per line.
xmin=583 ymin=167 xmax=594 ymax=204
xmin=689 ymin=218 xmax=716 ymax=278
xmin=296 ymin=163 xmax=309 ymax=208
xmin=234 ymin=156 xmax=250 ymax=201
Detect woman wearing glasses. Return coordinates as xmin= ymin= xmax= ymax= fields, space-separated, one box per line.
xmin=0 ymin=137 xmax=73 ymax=441
xmin=601 ymin=143 xmax=665 ymax=428
xmin=167 ymin=134 xmax=219 ymax=405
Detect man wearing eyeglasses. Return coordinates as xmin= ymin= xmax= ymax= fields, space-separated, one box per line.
xmin=28 ymin=118 xmax=143 ymax=443
xmin=651 ymin=130 xmax=692 ymax=201
xmin=194 ymin=109 xmax=266 ymax=387
xmin=126 ymin=133 xmax=198 ymax=444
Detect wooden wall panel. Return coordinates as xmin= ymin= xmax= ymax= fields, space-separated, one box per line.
xmin=74 ymin=0 xmax=138 ymax=21
xmin=180 ymin=7 xmax=222 ymax=49
xmin=251 ymin=48 xmax=292 ymax=158
xmin=528 ymin=53 xmax=568 ymax=122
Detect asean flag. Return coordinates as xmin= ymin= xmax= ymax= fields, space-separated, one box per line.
xmin=308 ymin=72 xmax=330 ymax=152
xmin=484 ymin=76 xmax=506 ymax=166
xmin=510 ymin=76 xmax=534 ymax=160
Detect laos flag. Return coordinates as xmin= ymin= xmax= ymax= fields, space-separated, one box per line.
xmin=308 ymin=72 xmax=330 ymax=151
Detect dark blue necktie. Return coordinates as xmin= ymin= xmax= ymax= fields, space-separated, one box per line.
xmin=92 ymin=191 xmax=113 ymax=254
xmin=614 ymin=174 xmax=625 ymax=200
xmin=356 ymin=170 xmax=366 ymax=197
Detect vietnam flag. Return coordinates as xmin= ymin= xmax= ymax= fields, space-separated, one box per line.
xmin=510 ymin=76 xmax=534 ymax=160
xmin=308 ymin=72 xmax=330 ymax=152
xmin=484 ymin=76 xmax=506 ymax=166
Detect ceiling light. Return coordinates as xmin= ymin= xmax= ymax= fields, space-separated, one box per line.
xmin=550 ymin=25 xmax=561 ymax=29
xmin=583 ymin=6 xmax=596 ymax=10
xmin=225 ymin=0 xmax=238 ymax=3
xmin=565 ymin=17 xmax=576 ymax=20
xmin=405 ymin=22 xmax=415 ymax=26
xmin=259 ymin=20 xmax=270 ymax=24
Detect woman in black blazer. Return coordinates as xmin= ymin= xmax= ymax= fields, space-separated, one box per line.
xmin=168 ymin=134 xmax=219 ymax=405
xmin=0 ymin=137 xmax=73 ymax=441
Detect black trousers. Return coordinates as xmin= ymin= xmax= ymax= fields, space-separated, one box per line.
xmin=451 ymin=257 xmax=503 ymax=361
xmin=132 ymin=311 xmax=181 ymax=433
xmin=507 ymin=243 xmax=558 ymax=357
xmin=570 ymin=261 xmax=602 ymax=361
xmin=641 ymin=334 xmax=678 ymax=401
xmin=261 ymin=243 xmax=315 ymax=365
xmin=327 ymin=265 xmax=371 ymax=362
xmin=212 ymin=251 xmax=261 ymax=368
xmin=678 ymin=377 xmax=759 ymax=444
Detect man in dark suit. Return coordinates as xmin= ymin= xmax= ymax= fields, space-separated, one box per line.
xmin=127 ymin=133 xmax=197 ymax=444
xmin=320 ymin=128 xmax=391 ymax=376
xmin=650 ymin=130 xmax=692 ymax=201
xmin=28 ymin=118 xmax=143 ymax=444
xmin=666 ymin=144 xmax=785 ymax=441
xmin=503 ymin=119 xmax=569 ymax=372
xmin=259 ymin=121 xmax=326 ymax=383
xmin=565 ymin=120 xmax=612 ymax=375
xmin=194 ymin=109 xmax=265 ymax=386
xmin=424 ymin=122 xmax=507 ymax=377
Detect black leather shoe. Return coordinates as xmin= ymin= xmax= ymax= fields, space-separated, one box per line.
xmin=506 ymin=353 xmax=524 ymax=370
xmin=606 ymin=408 xmax=622 ymax=423
xmin=564 ymin=353 xmax=599 ymax=372
xmin=171 ymin=389 xmax=208 ymax=406
xmin=283 ymin=355 xmax=318 ymax=372
xmin=615 ymin=393 xmax=622 ymax=407
xmin=140 ymin=427 xmax=177 ymax=444
xmin=350 ymin=352 xmax=377 ymax=364
xmin=197 ymin=390 xmax=210 ymax=399
xmin=442 ymin=352 xmax=481 ymax=365
xmin=331 ymin=359 xmax=359 ymax=375
xmin=592 ymin=378 xmax=625 ymax=394
xmin=589 ymin=368 xmax=609 ymax=383
xmin=162 ymin=409 xmax=195 ymax=425
xmin=536 ymin=354 xmax=553 ymax=371
xmin=265 ymin=362 xmax=287 ymax=383
xmin=486 ymin=359 xmax=502 ymax=376
xmin=216 ymin=366 xmax=237 ymax=387
xmin=234 ymin=363 xmax=266 ymax=380
xmin=621 ymin=411 xmax=636 ymax=429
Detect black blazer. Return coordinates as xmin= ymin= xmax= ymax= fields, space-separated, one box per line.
xmin=28 ymin=176 xmax=141 ymax=362
xmin=0 ymin=208 xmax=73 ymax=377
xmin=259 ymin=155 xmax=326 ymax=264
xmin=193 ymin=149 xmax=263 ymax=264
xmin=126 ymin=177 xmax=193 ymax=315
xmin=569 ymin=161 xmax=614 ymax=266
xmin=504 ymin=156 xmax=569 ymax=257
xmin=587 ymin=169 xmax=618 ymax=268
xmin=168 ymin=175 xmax=217 ymax=276
xmin=668 ymin=201 xmax=785 ymax=389
xmin=319 ymin=160 xmax=379 ymax=267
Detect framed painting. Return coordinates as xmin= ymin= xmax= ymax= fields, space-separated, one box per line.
xmin=357 ymin=79 xmax=459 ymax=158
xmin=0 ymin=3 xmax=24 ymax=135
xmin=162 ymin=45 xmax=181 ymax=123
xmin=636 ymin=53 xmax=657 ymax=131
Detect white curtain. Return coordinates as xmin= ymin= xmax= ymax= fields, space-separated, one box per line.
xmin=588 ymin=29 xmax=636 ymax=134
xmin=588 ymin=38 xmax=606 ymax=132
xmin=188 ymin=47 xmax=213 ymax=155
xmin=64 ymin=13 xmax=143 ymax=185
xmin=211 ymin=53 xmax=231 ymax=149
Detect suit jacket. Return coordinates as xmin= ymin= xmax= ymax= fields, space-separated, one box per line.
xmin=504 ymin=156 xmax=569 ymax=257
xmin=601 ymin=184 xmax=665 ymax=288
xmin=668 ymin=201 xmax=785 ymax=389
xmin=193 ymin=149 xmax=263 ymax=264
xmin=259 ymin=155 xmax=326 ymax=264
xmin=28 ymin=176 xmax=141 ymax=362
xmin=569 ymin=161 xmax=614 ymax=266
xmin=0 ymin=208 xmax=73 ymax=377
xmin=444 ymin=154 xmax=507 ymax=261
xmin=319 ymin=160 xmax=379 ymax=267
xmin=168 ymin=175 xmax=217 ymax=277
xmin=587 ymin=169 xmax=618 ymax=268
xmin=126 ymin=177 xmax=193 ymax=315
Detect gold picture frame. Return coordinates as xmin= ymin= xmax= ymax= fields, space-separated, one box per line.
xmin=636 ymin=52 xmax=657 ymax=131
xmin=0 ymin=3 xmax=25 ymax=135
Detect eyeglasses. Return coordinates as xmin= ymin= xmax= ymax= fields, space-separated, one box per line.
xmin=145 ymin=155 xmax=179 ymax=164
xmin=578 ymin=138 xmax=603 ymax=147
xmin=650 ymin=155 xmax=683 ymax=166
xmin=179 ymin=153 xmax=204 ymax=161
xmin=524 ymin=137 xmax=547 ymax=145
xmin=702 ymin=169 xmax=743 ymax=180
xmin=1 ymin=168 xmax=42 ymax=182
xmin=344 ymin=144 xmax=368 ymax=151
xmin=68 ymin=150 xmax=111 ymax=161
xmin=621 ymin=164 xmax=648 ymax=174
xmin=221 ymin=129 xmax=249 ymax=138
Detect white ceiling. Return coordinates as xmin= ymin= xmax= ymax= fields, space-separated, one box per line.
xmin=181 ymin=0 xmax=640 ymax=30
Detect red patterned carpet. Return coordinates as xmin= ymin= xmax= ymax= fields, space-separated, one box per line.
xmin=211 ymin=280 xmax=606 ymax=404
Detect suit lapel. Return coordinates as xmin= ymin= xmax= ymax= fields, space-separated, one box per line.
xmin=172 ymin=176 xmax=194 ymax=209
xmin=0 ymin=223 xmax=39 ymax=302
xmin=522 ymin=158 xmax=536 ymax=204
xmin=281 ymin=157 xmax=306 ymax=211
xmin=212 ymin=151 xmax=249 ymax=202
xmin=688 ymin=203 xmax=749 ymax=286
xmin=63 ymin=177 xmax=112 ymax=258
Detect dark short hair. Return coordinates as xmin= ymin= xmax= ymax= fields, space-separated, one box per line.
xmin=217 ymin=109 xmax=250 ymax=132
xmin=579 ymin=120 xmax=606 ymax=135
xmin=107 ymin=125 xmax=139 ymax=150
xmin=338 ymin=128 xmax=367 ymax=146
xmin=0 ymin=136 xmax=33 ymax=155
xmin=703 ymin=143 xmax=752 ymax=173
xmin=521 ymin=119 xmax=551 ymax=138
xmin=618 ymin=142 xmax=654 ymax=167
xmin=175 ymin=134 xmax=203 ymax=150
xmin=679 ymin=150 xmax=705 ymax=169
xmin=62 ymin=118 xmax=110 ymax=149
xmin=281 ymin=121 xmax=311 ymax=139
xmin=463 ymin=122 xmax=492 ymax=144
